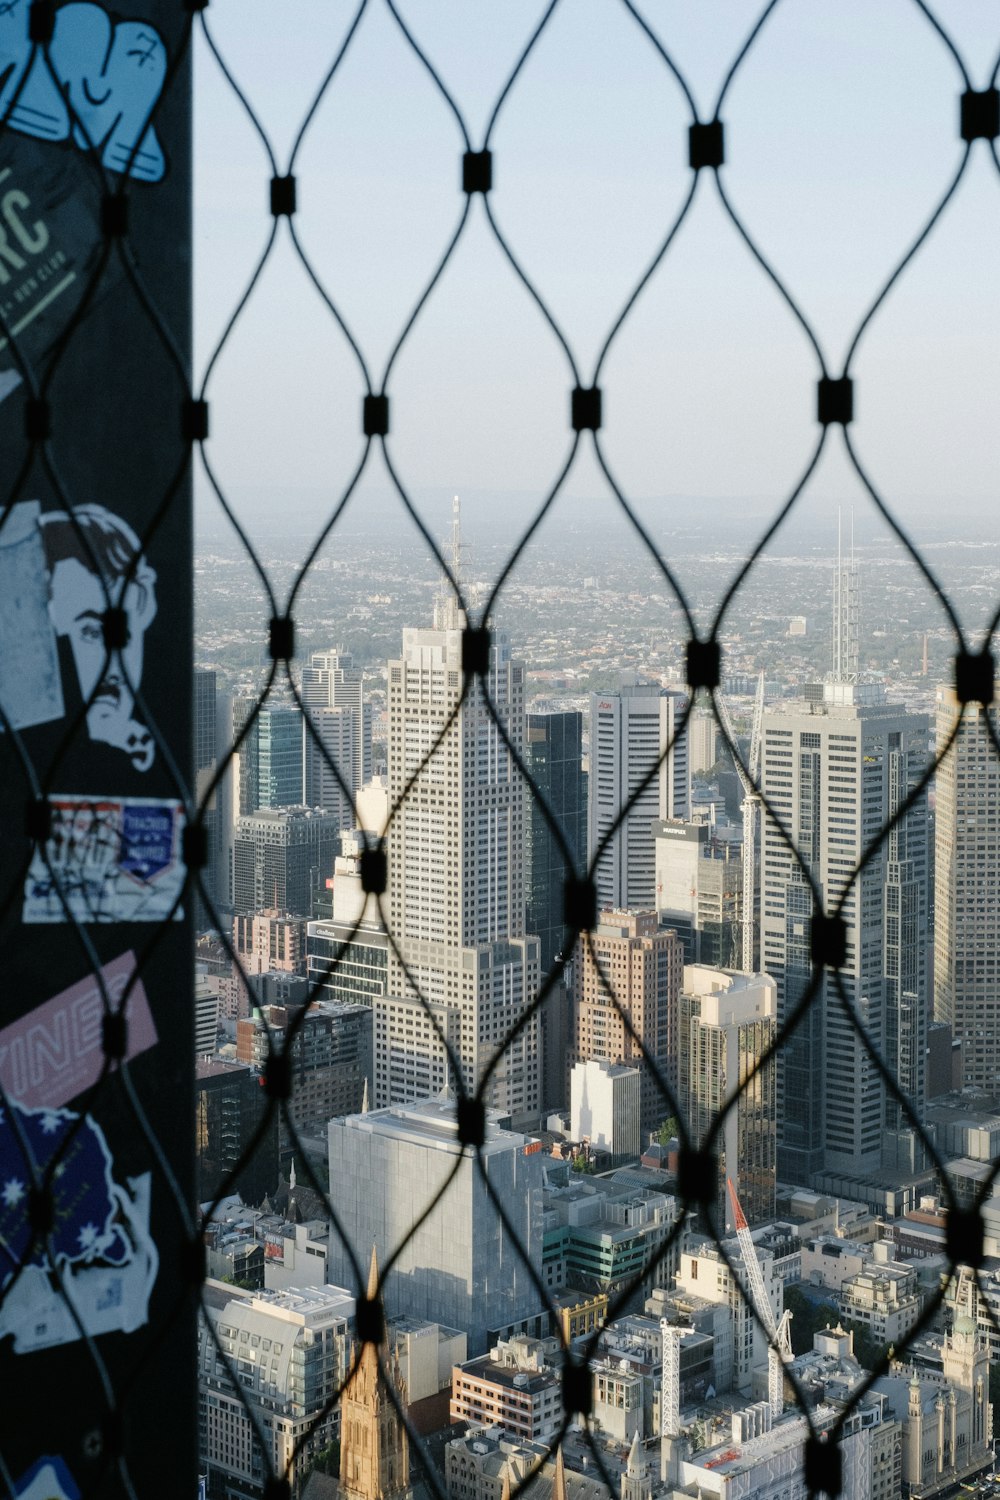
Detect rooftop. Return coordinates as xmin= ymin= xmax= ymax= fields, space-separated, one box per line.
xmin=331 ymin=1096 xmax=532 ymax=1157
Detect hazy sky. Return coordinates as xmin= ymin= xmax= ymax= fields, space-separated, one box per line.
xmin=193 ymin=1 xmax=1000 ymax=571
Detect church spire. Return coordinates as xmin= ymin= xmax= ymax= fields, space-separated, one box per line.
xmin=552 ymin=1445 xmax=567 ymax=1500
xmin=339 ymin=1242 xmax=410 ymax=1500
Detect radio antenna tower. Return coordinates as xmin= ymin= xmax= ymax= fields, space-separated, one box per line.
xmin=831 ymin=509 xmax=860 ymax=683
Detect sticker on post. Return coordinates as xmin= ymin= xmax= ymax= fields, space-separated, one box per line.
xmin=23 ymin=796 xmax=185 ymax=924
xmin=0 ymin=3 xmax=168 ymax=181
xmin=0 ymin=1099 xmax=157 ymax=1353
xmin=0 ymin=951 xmax=158 ymax=1110
xmin=12 ymin=1456 xmax=80 ymax=1500
xmin=0 ymin=501 xmax=158 ymax=770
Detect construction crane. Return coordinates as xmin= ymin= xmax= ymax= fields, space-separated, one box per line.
xmin=715 ymin=671 xmax=764 ymax=974
xmin=727 ymin=1177 xmax=792 ymax=1419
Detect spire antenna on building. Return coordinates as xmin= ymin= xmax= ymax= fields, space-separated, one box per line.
xmin=831 ymin=508 xmax=860 ymax=684
xmin=450 ymin=493 xmax=463 ymax=591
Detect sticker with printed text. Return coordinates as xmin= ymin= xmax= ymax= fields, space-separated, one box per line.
xmin=0 ymin=952 xmax=158 ymax=1110
xmin=23 ymin=795 xmax=185 ymax=923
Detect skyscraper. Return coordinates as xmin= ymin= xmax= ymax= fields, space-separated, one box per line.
xmin=677 ymin=965 xmax=776 ymax=1231
xmin=377 ymin=513 xmax=540 ymax=1114
xmin=759 ymin=686 xmax=928 ymax=1183
xmin=933 ymin=684 xmax=1000 ymax=1092
xmin=302 ymin=647 xmax=372 ymax=796
xmin=231 ymin=806 xmax=340 ymax=918
xmin=572 ymin=908 xmax=683 ymax=1134
xmin=303 ymin=704 xmax=356 ymax=829
xmin=525 ymin=711 xmax=587 ymax=973
xmin=654 ymin=818 xmax=742 ymax=967
xmin=194 ymin=668 xmax=226 ymax=927
xmin=525 ymin=711 xmax=586 ymax=1109
xmin=233 ymin=699 xmax=304 ymax=815
xmin=589 ymin=684 xmax=689 ymax=912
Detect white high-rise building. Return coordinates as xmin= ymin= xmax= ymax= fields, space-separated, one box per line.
xmin=934 ymin=684 xmax=1000 ymax=1092
xmin=376 ymin=531 xmax=540 ymax=1114
xmin=589 ymin=684 xmax=689 ymax=912
xmin=303 ymin=703 xmax=355 ymax=830
xmin=759 ymin=684 xmax=928 ymax=1183
xmin=301 ymin=648 xmax=372 ymax=799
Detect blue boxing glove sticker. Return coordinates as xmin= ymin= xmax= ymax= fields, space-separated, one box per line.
xmin=0 ymin=0 xmax=168 ymax=182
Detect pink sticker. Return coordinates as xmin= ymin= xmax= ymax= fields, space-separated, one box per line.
xmin=0 ymin=951 xmax=157 ymax=1110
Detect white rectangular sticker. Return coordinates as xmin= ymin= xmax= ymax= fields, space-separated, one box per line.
xmin=23 ymin=795 xmax=185 ymax=923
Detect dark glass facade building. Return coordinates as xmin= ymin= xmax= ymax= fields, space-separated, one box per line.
xmin=525 ymin=712 xmax=587 ymax=972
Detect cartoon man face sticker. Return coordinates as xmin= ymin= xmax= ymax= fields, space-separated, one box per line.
xmin=40 ymin=505 xmax=157 ymax=771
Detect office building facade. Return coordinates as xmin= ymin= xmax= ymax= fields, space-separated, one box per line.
xmin=194 ymin=668 xmax=234 ymax=925
xmin=303 ymin=704 xmax=356 ymax=830
xmin=233 ymin=699 xmax=305 ymax=817
xmin=231 ymin=806 xmax=340 ymax=918
xmin=195 ymin=1060 xmax=279 ymax=1208
xmin=379 ymin=589 xmax=540 ymax=1114
xmin=759 ymin=687 xmax=928 ymax=1182
xmin=933 ymin=684 xmax=1000 ymax=1092
xmin=677 ymin=965 xmax=777 ymax=1231
xmin=525 ymin=711 xmax=587 ymax=972
xmin=589 ymin=685 xmax=689 ymax=912
xmin=570 ymin=1058 xmax=642 ymax=1159
xmin=572 ymin=909 xmax=683 ymax=1134
xmin=199 ymin=1281 xmax=354 ymax=1498
xmin=327 ymin=1099 xmax=546 ymax=1356
xmin=654 ymin=818 xmax=742 ymax=968
xmin=301 ymin=647 xmax=372 ymax=796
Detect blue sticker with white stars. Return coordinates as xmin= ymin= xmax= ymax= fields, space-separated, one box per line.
xmin=0 ymin=1099 xmax=157 ymax=1353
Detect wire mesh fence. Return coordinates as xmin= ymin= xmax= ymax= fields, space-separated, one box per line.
xmin=3 ymin=1 xmax=1000 ymax=1497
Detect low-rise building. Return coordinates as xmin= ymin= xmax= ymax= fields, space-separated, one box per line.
xmin=591 ymin=1354 xmax=651 ymax=1443
xmin=450 ymin=1337 xmax=562 ymax=1442
xmin=198 ymin=1280 xmax=354 ymax=1498
xmin=667 ymin=1392 xmax=898 ymax=1500
xmin=390 ymin=1316 xmax=466 ymax=1433
xmin=674 ymin=1238 xmax=782 ymax=1396
xmin=542 ymin=1167 xmax=680 ymax=1299
xmin=875 ymin=1302 xmax=992 ymax=1498
xmin=801 ymin=1236 xmax=923 ymax=1346
xmin=550 ymin=1290 xmax=608 ymax=1345
xmin=445 ymin=1429 xmax=611 ymax=1500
